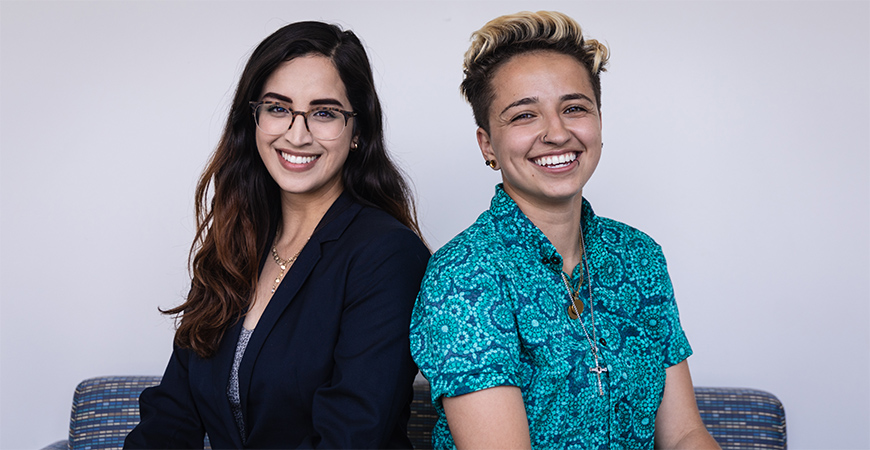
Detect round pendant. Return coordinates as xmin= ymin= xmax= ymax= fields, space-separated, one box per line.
xmin=567 ymin=299 xmax=584 ymax=319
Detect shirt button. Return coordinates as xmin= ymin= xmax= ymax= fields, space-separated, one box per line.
xmin=614 ymin=403 xmax=620 ymax=412
xmin=599 ymin=338 xmax=607 ymax=346
xmin=541 ymin=258 xmax=549 ymax=264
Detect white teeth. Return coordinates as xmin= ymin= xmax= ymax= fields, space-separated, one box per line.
xmin=534 ymin=152 xmax=577 ymax=167
xmin=280 ymin=152 xmax=318 ymax=164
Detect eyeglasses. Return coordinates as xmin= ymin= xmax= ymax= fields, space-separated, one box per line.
xmin=250 ymin=101 xmax=357 ymax=141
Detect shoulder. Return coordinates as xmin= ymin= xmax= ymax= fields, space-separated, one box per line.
xmin=351 ymin=203 xmax=409 ymax=228
xmin=337 ymin=203 xmax=428 ymax=252
xmin=592 ymin=214 xmax=665 ymax=262
xmin=322 ymin=204 xmax=430 ymax=308
xmin=416 ymin=210 xmax=513 ymax=310
xmin=590 ymin=212 xmax=678 ymax=309
xmin=339 ymin=204 xmax=430 ymax=270
xmin=427 ymin=210 xmax=503 ymax=276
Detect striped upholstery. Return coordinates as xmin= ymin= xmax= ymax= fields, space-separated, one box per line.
xmin=695 ymin=387 xmax=787 ymax=449
xmin=69 ymin=376 xmax=161 ymax=450
xmin=46 ymin=376 xmax=785 ymax=450
xmin=409 ymin=378 xmax=438 ymax=449
xmin=44 ymin=376 xmax=210 ymax=450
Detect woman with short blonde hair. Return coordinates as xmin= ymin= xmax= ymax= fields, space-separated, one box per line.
xmin=411 ymin=11 xmax=720 ymax=449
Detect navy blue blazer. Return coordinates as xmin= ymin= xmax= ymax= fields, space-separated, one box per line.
xmin=125 ymin=193 xmax=430 ymax=449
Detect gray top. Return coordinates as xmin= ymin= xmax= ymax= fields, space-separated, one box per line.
xmin=227 ymin=327 xmax=254 ymax=442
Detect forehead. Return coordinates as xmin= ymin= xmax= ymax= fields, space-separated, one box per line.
xmin=489 ymin=51 xmax=594 ymax=110
xmin=260 ymin=54 xmax=349 ymax=105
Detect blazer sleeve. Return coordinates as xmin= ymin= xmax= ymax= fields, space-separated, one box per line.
xmin=124 ymin=345 xmax=206 ymax=449
xmin=303 ymin=227 xmax=429 ymax=449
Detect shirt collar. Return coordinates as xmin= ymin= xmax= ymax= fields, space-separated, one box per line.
xmin=488 ymin=184 xmax=598 ymax=273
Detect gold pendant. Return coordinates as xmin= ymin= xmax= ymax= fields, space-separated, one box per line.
xmin=567 ymin=298 xmax=584 ymax=319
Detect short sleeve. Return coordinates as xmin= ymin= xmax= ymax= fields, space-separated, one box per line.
xmin=410 ymin=241 xmax=522 ymax=407
xmin=645 ymin=242 xmax=693 ymax=367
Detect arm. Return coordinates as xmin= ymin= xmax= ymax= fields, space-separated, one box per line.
xmin=654 ymin=360 xmax=721 ymax=450
xmin=308 ymin=229 xmax=429 ymax=449
xmin=124 ymin=346 xmax=205 ymax=449
xmin=443 ymin=386 xmax=531 ymax=450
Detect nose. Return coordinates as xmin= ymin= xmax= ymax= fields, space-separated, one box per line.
xmin=284 ymin=112 xmax=313 ymax=145
xmin=541 ymin=114 xmax=570 ymax=145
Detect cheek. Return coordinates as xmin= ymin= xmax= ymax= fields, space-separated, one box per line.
xmin=566 ymin=120 xmax=601 ymax=140
xmin=256 ymin=133 xmax=275 ymax=159
xmin=321 ymin=139 xmax=352 ymax=169
xmin=491 ymin=131 xmax=536 ymax=159
xmin=334 ymin=145 xmax=351 ymax=166
xmin=583 ymin=121 xmax=603 ymax=143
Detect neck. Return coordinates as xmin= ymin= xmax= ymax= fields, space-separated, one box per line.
xmin=275 ymin=184 xmax=343 ymax=248
xmin=506 ymin=189 xmax=584 ymax=274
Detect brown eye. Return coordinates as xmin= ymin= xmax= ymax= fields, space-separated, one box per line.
xmin=510 ymin=112 xmax=536 ymax=122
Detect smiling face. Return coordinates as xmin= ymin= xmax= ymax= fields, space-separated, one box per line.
xmin=477 ymin=50 xmax=602 ymax=209
xmin=255 ymin=54 xmax=357 ymax=204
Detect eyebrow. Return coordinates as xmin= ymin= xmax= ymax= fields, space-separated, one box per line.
xmin=561 ymin=93 xmax=594 ymax=103
xmin=500 ymin=97 xmax=538 ymax=116
xmin=309 ymin=98 xmax=345 ymax=107
xmin=261 ymin=92 xmax=292 ymax=103
xmin=260 ymin=92 xmax=346 ymax=108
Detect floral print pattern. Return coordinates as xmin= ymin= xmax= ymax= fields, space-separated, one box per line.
xmin=410 ymin=185 xmax=692 ymax=449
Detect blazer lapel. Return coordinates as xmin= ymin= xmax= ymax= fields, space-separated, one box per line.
xmin=204 ymin=318 xmax=246 ymax=448
xmin=236 ymin=192 xmax=362 ymax=431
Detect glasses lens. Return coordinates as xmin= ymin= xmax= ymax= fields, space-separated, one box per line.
xmin=307 ymin=108 xmax=347 ymax=141
xmin=254 ymin=103 xmax=291 ymax=135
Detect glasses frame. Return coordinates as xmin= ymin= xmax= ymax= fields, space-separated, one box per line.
xmin=249 ymin=101 xmax=357 ymax=140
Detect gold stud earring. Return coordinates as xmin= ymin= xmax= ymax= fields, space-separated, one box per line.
xmin=485 ymin=159 xmax=498 ymax=170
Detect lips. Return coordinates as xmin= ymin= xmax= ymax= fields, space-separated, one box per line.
xmin=533 ymin=152 xmax=578 ymax=168
xmin=279 ymin=151 xmax=318 ymax=164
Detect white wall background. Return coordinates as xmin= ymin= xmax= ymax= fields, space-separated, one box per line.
xmin=1 ymin=1 xmax=867 ymax=449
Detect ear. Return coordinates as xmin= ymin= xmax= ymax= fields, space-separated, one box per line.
xmin=476 ymin=127 xmax=496 ymax=162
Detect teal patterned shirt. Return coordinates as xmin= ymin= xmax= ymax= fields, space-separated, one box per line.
xmin=410 ymin=185 xmax=692 ymax=449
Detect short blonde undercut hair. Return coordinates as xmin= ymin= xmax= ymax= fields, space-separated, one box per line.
xmin=460 ymin=11 xmax=610 ymax=132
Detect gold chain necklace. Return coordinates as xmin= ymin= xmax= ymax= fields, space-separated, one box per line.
xmin=270 ymin=234 xmax=307 ymax=294
xmin=563 ymin=270 xmax=584 ymax=318
xmin=559 ymin=226 xmax=608 ymax=396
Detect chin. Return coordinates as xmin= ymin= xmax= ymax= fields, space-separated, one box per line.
xmin=542 ymin=182 xmax=585 ymax=200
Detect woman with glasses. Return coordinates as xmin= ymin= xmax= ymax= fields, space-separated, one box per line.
xmin=410 ymin=11 xmax=719 ymax=449
xmin=125 ymin=21 xmax=429 ymax=449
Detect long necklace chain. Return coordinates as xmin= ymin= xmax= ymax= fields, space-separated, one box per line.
xmin=270 ymin=233 xmax=306 ymax=294
xmin=559 ymin=226 xmax=608 ymax=396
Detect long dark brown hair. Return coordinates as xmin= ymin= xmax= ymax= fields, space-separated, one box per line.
xmin=163 ymin=21 xmax=423 ymax=358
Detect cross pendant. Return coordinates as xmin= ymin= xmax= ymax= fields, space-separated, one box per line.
xmin=589 ymin=365 xmax=608 ymax=396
